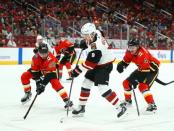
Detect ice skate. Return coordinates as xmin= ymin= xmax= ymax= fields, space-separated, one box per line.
xmin=116 ymin=103 xmax=127 ymax=118
xmin=145 ymin=103 xmax=157 ymax=114
xmin=58 ymin=76 xmax=62 ymax=81
xmin=121 ymin=99 xmax=132 ymax=108
xmin=64 ymin=100 xmax=73 ymax=110
xmin=66 ymin=76 xmax=72 ymax=81
xmin=21 ymin=91 xmax=32 ymax=104
xmin=72 ymin=105 xmax=85 ymax=117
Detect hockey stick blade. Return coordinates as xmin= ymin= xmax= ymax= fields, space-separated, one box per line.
xmin=155 ymin=78 xmax=174 ymax=86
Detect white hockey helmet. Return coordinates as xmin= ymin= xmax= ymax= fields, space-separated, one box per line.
xmin=81 ymin=23 xmax=96 ymax=36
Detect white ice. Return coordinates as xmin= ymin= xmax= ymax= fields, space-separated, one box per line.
xmin=0 ymin=64 xmax=174 ymax=131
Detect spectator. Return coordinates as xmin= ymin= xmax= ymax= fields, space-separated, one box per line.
xmin=6 ymin=32 xmax=17 ymax=47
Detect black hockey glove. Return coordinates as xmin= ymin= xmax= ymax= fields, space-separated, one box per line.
xmin=36 ymin=82 xmax=46 ymax=95
xmin=56 ymin=55 xmax=61 ymax=61
xmin=79 ymin=39 xmax=88 ymax=50
xmin=35 ymin=78 xmax=42 ymax=88
xmin=71 ymin=65 xmax=82 ymax=77
xmin=131 ymin=80 xmax=139 ymax=89
xmin=117 ymin=61 xmax=129 ymax=73
xmin=60 ymin=55 xmax=70 ymax=64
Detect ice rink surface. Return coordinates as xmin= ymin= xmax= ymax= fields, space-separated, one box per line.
xmin=0 ymin=63 xmax=174 ymax=131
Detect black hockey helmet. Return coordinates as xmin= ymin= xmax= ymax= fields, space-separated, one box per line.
xmin=128 ymin=38 xmax=140 ymax=46
xmin=38 ymin=43 xmax=48 ymax=58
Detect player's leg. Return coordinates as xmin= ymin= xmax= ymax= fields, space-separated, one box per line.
xmin=65 ymin=62 xmax=72 ymax=80
xmin=50 ymin=78 xmax=73 ymax=109
xmin=58 ymin=64 xmax=63 ymax=79
xmin=138 ymin=82 xmax=157 ymax=113
xmin=122 ymin=79 xmax=133 ymax=106
xmin=121 ymin=70 xmax=139 ymax=107
xmin=142 ymin=71 xmax=159 ymax=112
xmin=96 ymin=64 xmax=127 ymax=118
xmin=72 ymin=70 xmax=94 ymax=116
xmin=20 ymin=71 xmax=33 ymax=104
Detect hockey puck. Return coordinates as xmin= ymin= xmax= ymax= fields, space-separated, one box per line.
xmin=60 ymin=117 xmax=64 ymax=123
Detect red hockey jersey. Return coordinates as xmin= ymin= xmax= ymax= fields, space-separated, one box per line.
xmin=31 ymin=52 xmax=58 ymax=75
xmin=123 ymin=46 xmax=160 ymax=72
xmin=54 ymin=39 xmax=74 ymax=55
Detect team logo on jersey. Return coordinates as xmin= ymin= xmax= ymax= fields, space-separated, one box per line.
xmin=144 ymin=58 xmax=148 ymax=63
xmin=91 ymin=52 xmax=95 ymax=57
xmin=138 ymin=52 xmax=143 ymax=56
xmin=48 ymin=61 xmax=56 ymax=68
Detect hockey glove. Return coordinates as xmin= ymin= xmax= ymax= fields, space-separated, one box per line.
xmin=56 ymin=55 xmax=61 ymax=61
xmin=79 ymin=39 xmax=88 ymax=50
xmin=36 ymin=82 xmax=45 ymax=95
xmin=117 ymin=61 xmax=129 ymax=73
xmin=35 ymin=78 xmax=42 ymax=88
xmin=131 ymin=80 xmax=139 ymax=89
xmin=60 ymin=55 xmax=70 ymax=64
xmin=71 ymin=65 xmax=82 ymax=78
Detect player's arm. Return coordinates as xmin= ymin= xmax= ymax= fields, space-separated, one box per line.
xmin=149 ymin=55 xmax=160 ymax=72
xmin=65 ymin=45 xmax=75 ymax=55
xmin=71 ymin=50 xmax=102 ymax=77
xmin=117 ymin=51 xmax=131 ymax=73
xmin=82 ymin=50 xmax=102 ymax=70
xmin=29 ymin=54 xmax=42 ymax=80
xmin=36 ymin=58 xmax=57 ymax=95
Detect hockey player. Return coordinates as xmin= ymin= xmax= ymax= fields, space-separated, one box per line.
xmin=20 ymin=43 xmax=73 ymax=109
xmin=33 ymin=34 xmax=55 ymax=55
xmin=54 ymin=39 xmax=76 ymax=80
xmin=70 ymin=23 xmax=127 ymax=118
xmin=117 ymin=38 xmax=160 ymax=113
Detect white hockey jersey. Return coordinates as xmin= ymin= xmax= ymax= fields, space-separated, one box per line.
xmin=87 ymin=30 xmax=115 ymax=65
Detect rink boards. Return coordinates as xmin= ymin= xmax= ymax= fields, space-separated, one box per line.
xmin=0 ymin=48 xmax=173 ymax=65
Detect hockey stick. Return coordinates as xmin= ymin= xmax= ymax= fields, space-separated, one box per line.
xmin=56 ymin=64 xmax=59 ymax=80
xmin=66 ymin=49 xmax=83 ymax=117
xmin=155 ymin=78 xmax=174 ymax=86
xmin=23 ymin=94 xmax=38 ymax=119
xmin=132 ymin=85 xmax=140 ymax=116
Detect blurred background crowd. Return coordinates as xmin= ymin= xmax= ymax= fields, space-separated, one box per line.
xmin=0 ymin=0 xmax=173 ymax=49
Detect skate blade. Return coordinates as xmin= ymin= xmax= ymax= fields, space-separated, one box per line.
xmin=21 ymin=98 xmax=31 ymax=105
xmin=117 ymin=108 xmax=128 ymax=118
xmin=64 ymin=106 xmax=74 ymax=111
xmin=143 ymin=110 xmax=157 ymax=115
xmin=72 ymin=113 xmax=84 ymax=117
xmin=125 ymin=104 xmax=133 ymax=108
xmin=66 ymin=78 xmax=72 ymax=81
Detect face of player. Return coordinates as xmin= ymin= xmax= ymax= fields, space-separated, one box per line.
xmin=38 ymin=52 xmax=48 ymax=59
xmin=37 ymin=39 xmax=43 ymax=44
xmin=128 ymin=45 xmax=139 ymax=55
xmin=81 ymin=34 xmax=94 ymax=44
